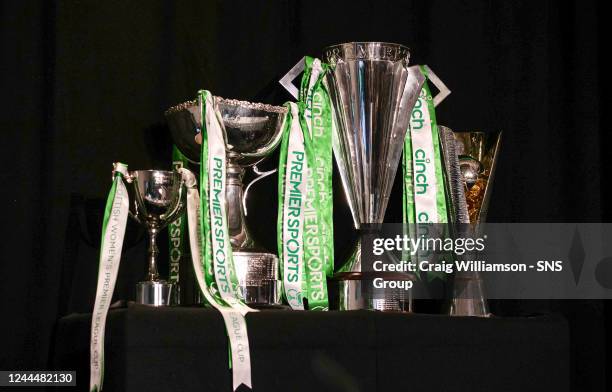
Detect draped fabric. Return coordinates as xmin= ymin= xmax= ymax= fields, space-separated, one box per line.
xmin=0 ymin=1 xmax=606 ymax=390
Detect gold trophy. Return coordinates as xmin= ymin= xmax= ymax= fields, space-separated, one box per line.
xmin=439 ymin=127 xmax=501 ymax=317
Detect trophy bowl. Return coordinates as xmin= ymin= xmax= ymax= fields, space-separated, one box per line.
xmin=216 ymin=97 xmax=286 ymax=166
xmin=324 ymin=42 xmax=426 ymax=311
xmin=124 ymin=169 xmax=186 ymax=306
xmin=165 ymin=97 xmax=287 ymax=307
xmin=164 ymin=98 xmax=286 ymax=166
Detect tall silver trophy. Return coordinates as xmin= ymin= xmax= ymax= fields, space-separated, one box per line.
xmin=439 ymin=127 xmax=501 ymax=317
xmin=123 ymin=169 xmax=188 ymax=306
xmin=165 ymin=97 xmax=287 ymax=307
xmin=324 ymin=42 xmax=426 ymax=311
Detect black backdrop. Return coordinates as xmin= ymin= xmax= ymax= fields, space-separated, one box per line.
xmin=0 ymin=0 xmax=608 ymax=390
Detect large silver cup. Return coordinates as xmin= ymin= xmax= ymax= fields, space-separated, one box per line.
xmin=324 ymin=42 xmax=426 ymax=311
xmin=124 ymin=169 xmax=187 ymax=306
xmin=165 ymin=97 xmax=287 ymax=307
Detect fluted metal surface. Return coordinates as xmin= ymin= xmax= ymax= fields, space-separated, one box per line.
xmin=324 ymin=42 xmax=425 ymax=227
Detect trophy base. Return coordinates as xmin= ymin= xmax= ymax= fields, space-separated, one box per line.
xmin=328 ymin=272 xmax=414 ymax=312
xmin=448 ymin=299 xmax=491 ymax=317
xmin=136 ymin=280 xmax=173 ymax=306
xmin=448 ymin=272 xmax=491 ymax=317
xmin=233 ymin=251 xmax=283 ymax=308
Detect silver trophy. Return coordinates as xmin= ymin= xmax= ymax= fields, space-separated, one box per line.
xmin=122 ymin=169 xmax=188 ymax=306
xmin=165 ymin=97 xmax=287 ymax=307
xmin=439 ymin=127 xmax=501 ymax=316
xmin=324 ymin=42 xmax=426 ymax=311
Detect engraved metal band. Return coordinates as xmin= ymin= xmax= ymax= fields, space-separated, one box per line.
xmin=324 ymin=42 xmax=411 ymax=66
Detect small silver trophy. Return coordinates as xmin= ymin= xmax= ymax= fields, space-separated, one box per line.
xmin=122 ymin=169 xmax=188 ymax=306
xmin=324 ymin=42 xmax=426 ymax=311
xmin=165 ymin=97 xmax=287 ymax=307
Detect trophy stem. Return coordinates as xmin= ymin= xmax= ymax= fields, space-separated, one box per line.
xmin=448 ymin=271 xmax=491 ymax=317
xmin=136 ymin=225 xmax=173 ymax=306
xmin=330 ymin=228 xmax=415 ymax=311
xmin=226 ymin=160 xmax=254 ymax=250
xmin=226 ymin=159 xmax=283 ymax=307
xmin=147 ymin=227 xmax=160 ymax=281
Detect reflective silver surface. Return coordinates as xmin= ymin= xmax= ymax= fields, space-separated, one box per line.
xmin=126 ymin=170 xmax=186 ymax=306
xmin=442 ymin=129 xmax=501 ymax=317
xmin=448 ymin=275 xmax=490 ymax=317
xmin=165 ymin=98 xmax=287 ymax=166
xmin=332 ymin=277 xmax=413 ymax=312
xmin=165 ymin=100 xmax=201 ymax=164
xmin=165 ymin=97 xmax=287 ymax=250
xmin=324 ymin=42 xmax=426 ymax=311
xmin=165 ymin=98 xmax=286 ymax=306
xmin=325 ymin=42 xmax=425 ymax=226
xmin=233 ymin=252 xmax=283 ymax=307
xmin=136 ymin=281 xmax=173 ymax=307
xmin=221 ymin=100 xmax=285 ymax=305
xmin=216 ymin=97 xmax=287 ymax=167
xmin=129 ymin=170 xmax=184 ymax=230
xmin=216 ymin=98 xmax=287 ymax=252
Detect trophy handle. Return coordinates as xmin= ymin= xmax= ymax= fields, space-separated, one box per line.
xmin=279 ymin=56 xmax=306 ymax=99
xmin=127 ymin=208 xmax=140 ymax=224
xmin=280 ymin=59 xmax=451 ymax=107
xmin=242 ymin=165 xmax=277 ymax=216
xmin=159 ymin=174 xmax=188 ymax=224
xmin=421 ymin=65 xmax=451 ymax=108
xmin=113 ymin=169 xmax=142 ymax=225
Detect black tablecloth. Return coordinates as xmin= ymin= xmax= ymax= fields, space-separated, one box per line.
xmin=52 ymin=305 xmax=569 ymax=392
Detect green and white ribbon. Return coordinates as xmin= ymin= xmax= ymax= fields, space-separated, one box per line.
xmin=299 ymin=57 xmax=333 ymax=310
xmin=195 ymin=90 xmax=255 ymax=389
xmin=404 ymin=66 xmax=448 ymax=225
xmin=168 ymin=146 xmax=189 ymax=295
xmin=277 ymin=58 xmax=334 ymax=310
xmin=90 ymin=163 xmax=130 ymax=392
xmin=403 ymin=66 xmax=450 ymax=280
xmin=278 ymin=102 xmax=308 ymax=309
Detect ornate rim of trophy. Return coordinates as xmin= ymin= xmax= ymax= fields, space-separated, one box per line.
xmin=165 ymin=97 xmax=288 ymax=116
xmin=128 ymin=41 xmax=501 ymax=315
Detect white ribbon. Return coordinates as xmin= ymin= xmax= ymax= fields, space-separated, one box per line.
xmin=204 ymin=96 xmax=251 ymax=314
xmin=179 ymin=168 xmax=253 ymax=390
xmin=90 ymin=163 xmax=130 ymax=392
xmin=282 ymin=103 xmax=307 ymax=310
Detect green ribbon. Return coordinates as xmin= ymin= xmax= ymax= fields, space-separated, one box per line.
xmin=277 ymin=57 xmax=334 ymax=310
xmin=198 ymin=90 xmax=245 ymax=305
xmin=299 ymin=57 xmax=334 ymax=310
xmin=277 ymin=102 xmax=308 ymax=309
xmin=403 ymin=66 xmax=450 ymax=281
